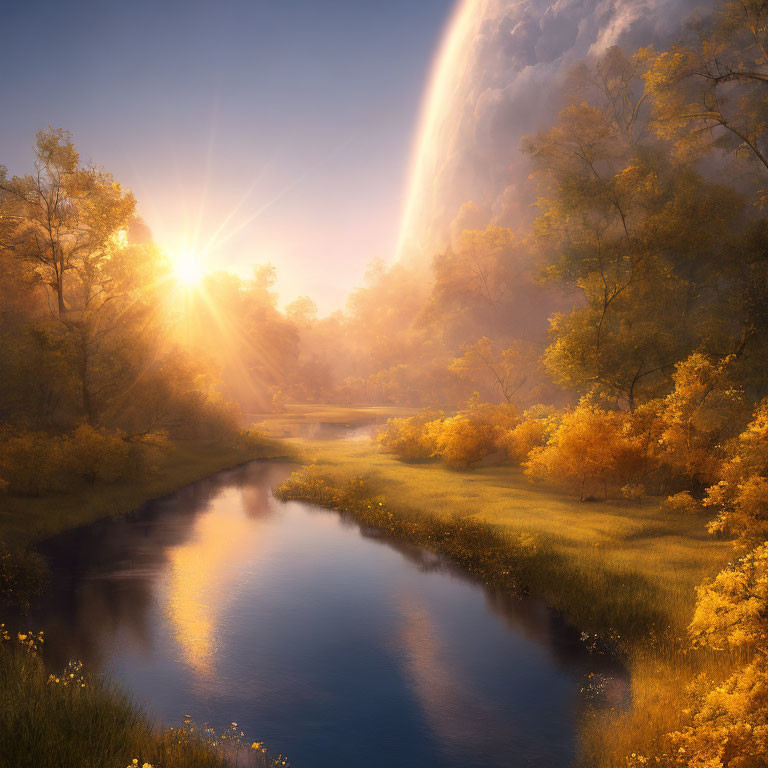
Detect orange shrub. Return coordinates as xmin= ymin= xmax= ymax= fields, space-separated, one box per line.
xmin=376 ymin=410 xmax=442 ymax=461
xmin=524 ymin=399 xmax=643 ymax=499
xmin=498 ymin=405 xmax=559 ymax=463
xmin=427 ymin=397 xmax=519 ymax=468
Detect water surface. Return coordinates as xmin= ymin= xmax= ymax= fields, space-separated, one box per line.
xmin=32 ymin=461 xmax=627 ymax=768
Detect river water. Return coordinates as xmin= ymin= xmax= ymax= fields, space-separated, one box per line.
xmin=30 ymin=460 xmax=627 ymax=768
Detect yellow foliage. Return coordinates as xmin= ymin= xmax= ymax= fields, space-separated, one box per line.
xmin=668 ymin=656 xmax=768 ymax=768
xmin=498 ymin=405 xmax=559 ymax=464
xmin=377 ymin=410 xmax=442 ymax=461
xmin=0 ymin=426 xmax=167 ymax=495
xmin=688 ymin=545 xmax=767 ymax=653
xmin=525 ymin=398 xmax=643 ymax=498
xmin=427 ymin=397 xmax=519 ymax=467
xmin=664 ymin=492 xmax=702 ymax=516
xmin=705 ymin=399 xmax=768 ymax=549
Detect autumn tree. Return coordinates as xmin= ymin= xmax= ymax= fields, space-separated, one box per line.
xmin=0 ymin=130 xmax=243 ymax=440
xmin=0 ymin=128 xmax=134 ymax=317
xmin=526 ymin=48 xmax=757 ymax=411
xmin=448 ymin=337 xmax=540 ymax=404
xmin=705 ymin=397 xmax=768 ymax=548
xmin=653 ymin=352 xmax=747 ymax=488
xmin=642 ymin=0 xmax=768 ymax=175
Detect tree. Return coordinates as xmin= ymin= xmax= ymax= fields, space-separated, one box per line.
xmin=526 ymin=49 xmax=751 ymax=410
xmin=285 ymin=296 xmax=318 ymax=327
xmin=653 ymin=352 xmax=747 ymax=488
xmin=448 ymin=337 xmax=539 ymax=404
xmin=0 ymin=128 xmax=134 ymax=317
xmin=642 ymin=0 xmax=768 ymax=175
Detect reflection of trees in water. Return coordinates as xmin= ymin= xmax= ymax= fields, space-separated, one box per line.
xmin=355 ymin=516 xmax=630 ymax=712
xmin=33 ymin=456 xmax=628 ymax=729
xmin=31 ymin=461 xmax=289 ymax=671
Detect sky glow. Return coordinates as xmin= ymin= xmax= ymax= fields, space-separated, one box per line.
xmin=0 ymin=0 xmax=456 ymax=313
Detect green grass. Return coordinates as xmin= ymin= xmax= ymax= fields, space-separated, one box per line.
xmin=0 ymin=641 xmax=278 ymax=768
xmin=0 ymin=437 xmax=292 ymax=549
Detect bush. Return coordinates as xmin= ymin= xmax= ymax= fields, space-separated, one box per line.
xmin=427 ymin=414 xmax=492 ymax=467
xmin=427 ymin=398 xmax=519 ymax=468
xmin=0 ymin=428 xmax=67 ymax=496
xmin=704 ymin=398 xmax=768 ymax=549
xmin=0 ymin=426 xmax=167 ymax=496
xmin=664 ymin=491 xmax=702 ymax=515
xmin=62 ymin=426 xmax=167 ymax=486
xmin=621 ymin=483 xmax=645 ymax=503
xmin=498 ymin=404 xmax=561 ymax=463
xmin=377 ymin=410 xmax=442 ymax=461
xmin=524 ymin=399 xmax=643 ymax=499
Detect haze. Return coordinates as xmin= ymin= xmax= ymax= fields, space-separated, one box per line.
xmin=0 ymin=0 xmax=454 ymax=313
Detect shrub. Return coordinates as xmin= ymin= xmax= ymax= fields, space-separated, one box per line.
xmin=427 ymin=414 xmax=491 ymax=467
xmin=377 ymin=409 xmax=442 ymax=460
xmin=704 ymin=398 xmax=768 ymax=549
xmin=0 ymin=428 xmax=67 ymax=496
xmin=61 ymin=426 xmax=165 ymax=486
xmin=427 ymin=397 xmax=519 ymax=468
xmin=621 ymin=483 xmax=645 ymax=503
xmin=0 ymin=427 xmax=167 ymax=496
xmin=524 ymin=399 xmax=643 ymax=499
xmin=661 ymin=545 xmax=768 ymax=768
xmin=664 ymin=491 xmax=702 ymax=515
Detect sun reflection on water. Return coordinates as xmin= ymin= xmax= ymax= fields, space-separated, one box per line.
xmin=163 ymin=488 xmax=265 ymax=678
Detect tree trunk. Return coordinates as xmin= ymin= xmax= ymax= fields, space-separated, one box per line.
xmin=78 ymin=334 xmax=94 ymax=425
xmin=56 ymin=284 xmax=66 ymax=316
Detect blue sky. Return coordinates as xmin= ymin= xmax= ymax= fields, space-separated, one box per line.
xmin=0 ymin=0 xmax=456 ymax=311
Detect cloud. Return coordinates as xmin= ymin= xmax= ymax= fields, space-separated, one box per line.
xmin=399 ymin=0 xmax=712 ymax=260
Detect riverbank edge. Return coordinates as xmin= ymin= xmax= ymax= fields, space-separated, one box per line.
xmin=0 ymin=435 xmax=296 ymax=550
xmin=273 ymin=451 xmax=736 ymax=768
xmin=1 ymin=436 xmax=294 ymax=768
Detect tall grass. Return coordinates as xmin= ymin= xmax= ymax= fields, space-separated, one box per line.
xmin=0 ymin=638 xmax=285 ymax=768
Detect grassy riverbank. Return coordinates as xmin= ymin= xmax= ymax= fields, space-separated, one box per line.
xmin=245 ymin=404 xmax=417 ymax=437
xmin=277 ymin=438 xmax=737 ymax=767
xmin=0 ymin=639 xmax=279 ymax=768
xmin=0 ymin=436 xmax=292 ymax=549
xmin=1 ymin=434 xmax=291 ymax=768
xmin=282 ymin=439 xmax=730 ymax=639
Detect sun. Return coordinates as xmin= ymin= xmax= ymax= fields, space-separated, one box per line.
xmin=172 ymin=251 xmax=204 ymax=286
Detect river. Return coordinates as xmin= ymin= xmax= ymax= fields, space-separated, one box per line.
xmin=29 ymin=458 xmax=628 ymax=767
